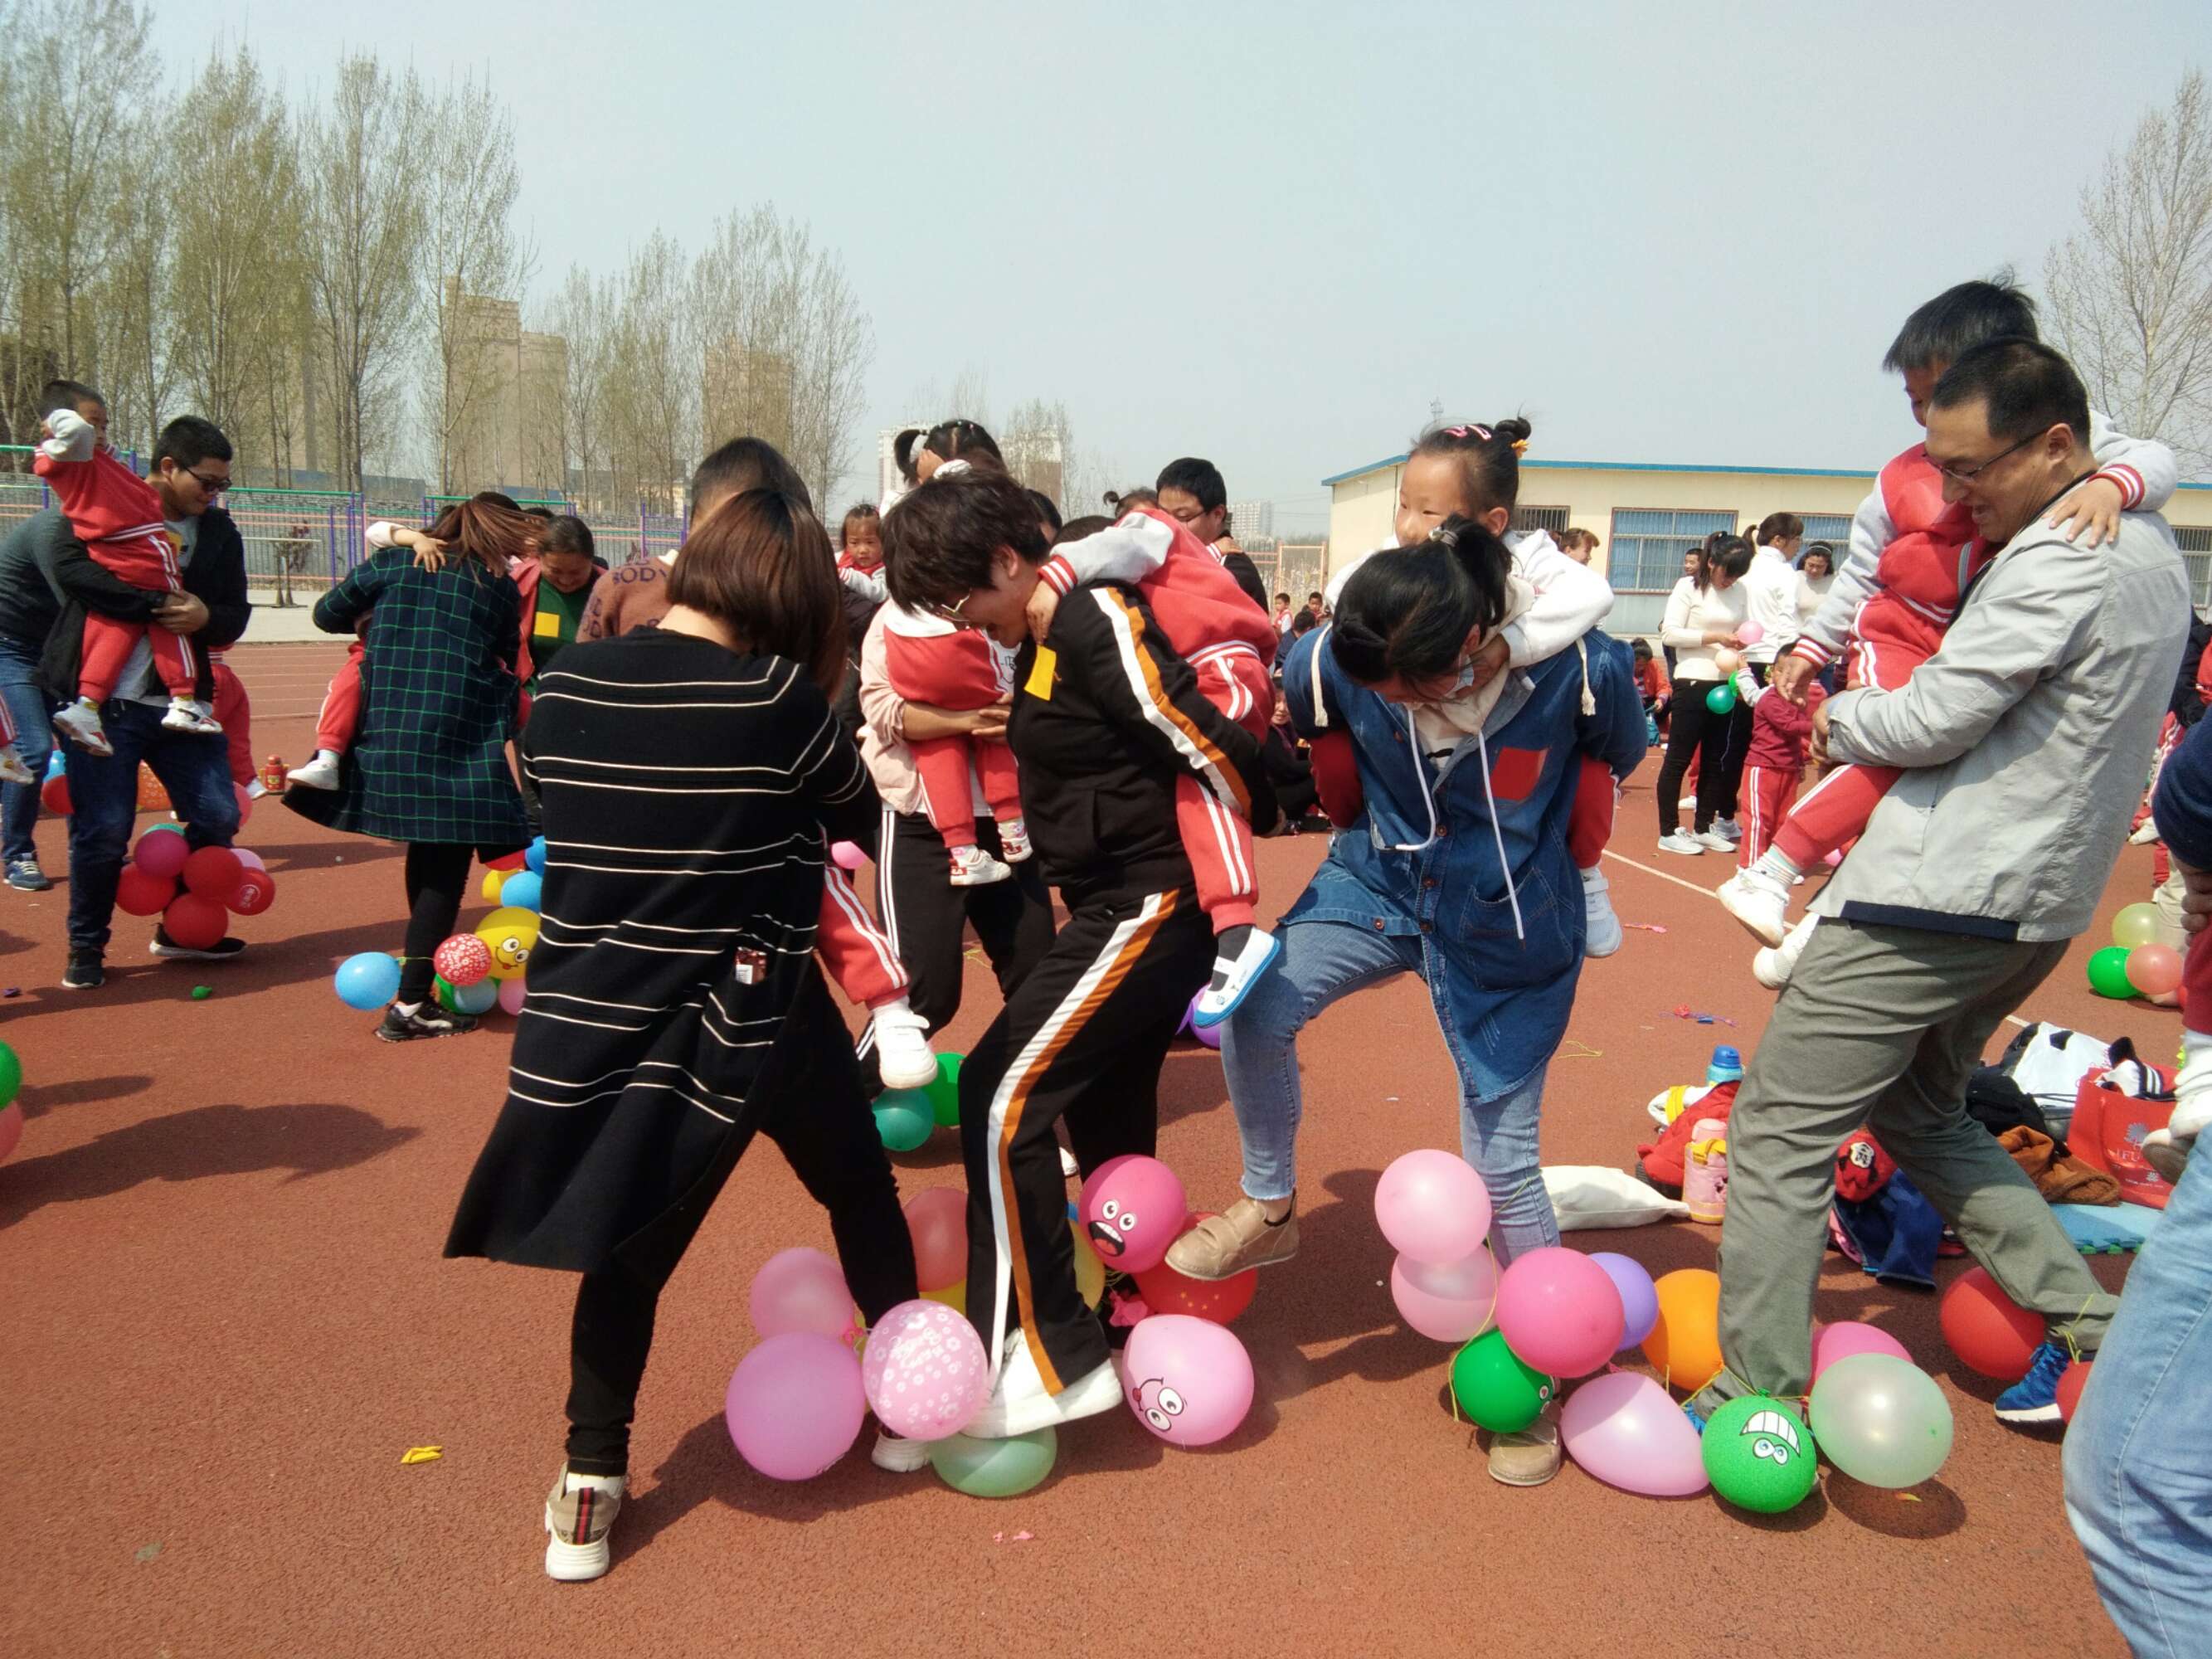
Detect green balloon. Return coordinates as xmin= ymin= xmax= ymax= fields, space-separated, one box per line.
xmin=1702 ymin=1394 xmax=1819 ymax=1514
xmin=1705 ymin=684 xmax=1738 ymax=714
xmin=2087 ymin=946 xmax=2136 ymax=999
xmin=1808 ymin=1352 xmax=1953 ymax=1489
xmin=928 ymin=1428 xmax=1057 ymax=1497
xmin=927 ymin=1052 xmax=964 ymax=1127
xmin=873 ymin=1090 xmax=934 ymax=1152
xmin=0 ymin=1040 xmax=18 ymax=1111
xmin=1450 ymin=1329 xmax=1557 ymax=1433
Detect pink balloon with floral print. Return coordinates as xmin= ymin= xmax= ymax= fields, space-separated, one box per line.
xmin=859 ymin=1299 xmax=990 ymax=1440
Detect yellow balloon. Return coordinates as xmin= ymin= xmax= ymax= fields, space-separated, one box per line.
xmin=476 ymin=911 xmax=540 ymax=980
xmin=922 ymin=1279 xmax=966 ymax=1315
xmin=479 ymin=868 xmax=508 ymax=904
xmin=1071 ymin=1219 xmax=1105 ymax=1308
xmin=2112 ymin=902 xmax=2162 ymax=951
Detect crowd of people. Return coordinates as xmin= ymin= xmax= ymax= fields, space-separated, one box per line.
xmin=2 ymin=277 xmax=2208 ymax=1649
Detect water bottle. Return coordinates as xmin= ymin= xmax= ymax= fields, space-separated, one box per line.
xmin=1685 ymin=1120 xmax=1730 ymax=1224
xmin=1705 ymin=1044 xmax=1743 ymax=1085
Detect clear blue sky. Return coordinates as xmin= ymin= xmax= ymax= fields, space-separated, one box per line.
xmin=160 ymin=2 xmax=2212 ymax=529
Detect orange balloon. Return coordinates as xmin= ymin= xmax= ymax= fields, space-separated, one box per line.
xmin=1641 ymin=1267 xmax=1723 ymax=1392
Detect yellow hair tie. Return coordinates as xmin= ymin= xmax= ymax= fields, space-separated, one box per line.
xmin=1511 ymin=439 xmax=1529 ymax=456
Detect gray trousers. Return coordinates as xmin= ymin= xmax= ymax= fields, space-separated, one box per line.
xmin=1701 ymin=918 xmax=2117 ymax=1404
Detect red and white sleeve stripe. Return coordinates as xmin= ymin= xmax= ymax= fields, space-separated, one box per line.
xmin=2093 ymin=465 xmax=2145 ymax=509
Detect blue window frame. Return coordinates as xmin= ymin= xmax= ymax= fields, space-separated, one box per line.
xmin=1607 ymin=508 xmax=1738 ymax=593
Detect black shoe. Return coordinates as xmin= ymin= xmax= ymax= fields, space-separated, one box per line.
xmin=62 ymin=948 xmax=105 ymax=989
xmin=375 ymin=1004 xmax=478 ymax=1043
xmin=149 ymin=927 xmax=246 ymax=961
xmin=6 ymin=858 xmax=51 ymax=892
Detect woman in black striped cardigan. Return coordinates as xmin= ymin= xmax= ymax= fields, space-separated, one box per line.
xmin=447 ymin=489 xmax=920 ymax=1582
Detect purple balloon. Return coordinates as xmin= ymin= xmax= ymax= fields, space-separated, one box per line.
xmin=1590 ymin=1252 xmax=1660 ymax=1350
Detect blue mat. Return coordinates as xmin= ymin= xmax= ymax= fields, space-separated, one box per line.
xmin=2054 ymin=1201 xmax=2162 ymax=1254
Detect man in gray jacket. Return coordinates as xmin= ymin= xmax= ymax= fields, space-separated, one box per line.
xmin=1689 ymin=338 xmax=2190 ymax=1428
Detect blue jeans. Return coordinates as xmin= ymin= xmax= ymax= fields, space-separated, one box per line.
xmin=1219 ymin=917 xmax=1561 ymax=1265
xmin=2064 ymin=1148 xmax=2212 ymax=1657
xmin=63 ymin=699 xmax=239 ymax=953
xmin=0 ymin=632 xmax=56 ymax=864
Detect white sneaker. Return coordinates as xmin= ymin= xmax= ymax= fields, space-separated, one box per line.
xmin=996 ymin=817 xmax=1033 ymax=864
xmin=870 ymin=1431 xmax=934 ymax=1473
xmin=2146 ymin=1048 xmax=2212 ymax=1183
xmin=1714 ymin=818 xmax=1743 ymax=842
xmin=1580 ymin=866 xmax=1623 ymax=957
xmin=161 ymin=698 xmax=222 ymax=734
xmin=1059 ymin=1144 xmax=1080 ymax=1179
xmin=287 ymin=751 xmax=343 ymax=791
xmin=544 ymin=1468 xmax=625 ymax=1583
xmin=1694 ymin=829 xmax=1734 ymax=854
xmin=1655 ymin=831 xmax=1705 ymax=856
xmin=52 ymin=698 xmax=112 ymax=757
xmin=948 ymin=844 xmax=1012 ymax=887
xmin=0 ymin=745 xmax=31 ymax=786
xmin=965 ymin=1332 xmax=1124 ymax=1438
xmin=1717 ymin=867 xmax=1791 ymax=947
xmin=871 ymin=996 xmax=939 ymax=1091
xmin=1753 ymin=912 xmax=1820 ymax=990
xmin=1192 ymin=927 xmax=1279 ymax=1027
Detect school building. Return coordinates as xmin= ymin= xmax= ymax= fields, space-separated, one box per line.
xmin=1322 ymin=452 xmax=2212 ymax=634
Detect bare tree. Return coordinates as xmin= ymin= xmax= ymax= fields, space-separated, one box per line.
xmin=541 ymin=264 xmax=615 ymax=510
xmin=302 ymin=53 xmax=423 ymax=489
xmin=415 ymin=71 xmax=531 ymax=492
xmin=599 ymin=234 xmax=693 ymax=511
xmin=89 ymin=82 xmax=174 ymax=455
xmin=2046 ymin=69 xmax=2212 ymax=474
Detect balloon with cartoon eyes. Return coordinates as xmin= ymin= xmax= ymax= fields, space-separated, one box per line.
xmin=474 ymin=909 xmax=540 ymax=981
xmin=1075 ymin=1154 xmax=1187 ymax=1273
xmin=1133 ymin=1377 xmax=1185 ymax=1435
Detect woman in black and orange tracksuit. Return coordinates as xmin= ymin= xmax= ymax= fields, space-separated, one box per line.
xmin=882 ymin=474 xmax=1275 ymax=1439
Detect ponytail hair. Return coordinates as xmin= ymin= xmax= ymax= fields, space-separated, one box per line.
xmin=1754 ymin=511 xmax=1804 ymax=546
xmin=1332 ymin=516 xmax=1511 ymax=688
xmin=923 ymin=418 xmax=1001 ymax=465
xmin=423 ymin=490 xmax=540 ymax=581
xmin=1407 ymin=416 xmax=1534 ymax=519
xmin=1690 ymin=530 xmax=1753 ymax=591
xmin=892 ymin=428 xmax=925 ymax=484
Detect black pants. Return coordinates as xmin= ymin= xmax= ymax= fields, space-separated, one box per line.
xmin=565 ymin=1060 xmax=917 ymax=1474
xmin=960 ymin=886 xmax=1212 ymax=1390
xmin=1655 ymin=680 xmax=1753 ymax=835
xmin=855 ymin=807 xmax=1056 ymax=1096
xmin=399 ymin=843 xmax=476 ymax=1003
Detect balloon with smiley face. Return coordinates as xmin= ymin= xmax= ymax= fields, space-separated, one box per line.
xmin=1123 ymin=1313 xmax=1253 ymax=1447
xmin=1077 ymin=1155 xmax=1187 ymax=1274
xmin=474 ymin=906 xmax=540 ymax=981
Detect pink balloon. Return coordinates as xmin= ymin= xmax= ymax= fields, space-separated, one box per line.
xmin=233 ymin=847 xmax=266 ymax=873
xmin=1559 ymin=1370 xmax=1709 ymax=1497
xmin=1496 ymin=1248 xmax=1627 ymax=1377
xmin=830 ymin=839 xmax=867 ymax=871
xmin=1375 ymin=1149 xmax=1493 ymax=1264
xmin=0 ymin=1102 xmax=22 ymax=1163
xmin=497 ymin=976 xmax=527 ymax=1015
xmin=859 ymin=1299 xmax=989 ymax=1440
xmin=2126 ymin=943 xmax=2184 ymax=998
xmin=233 ymin=782 xmax=253 ymax=825
xmin=904 ymin=1187 xmax=969 ymax=1292
xmin=1736 ymin=621 xmax=1765 ymax=645
xmin=724 ymin=1333 xmax=866 ymax=1480
xmin=749 ymin=1247 xmax=858 ymax=1342
xmin=1390 ymin=1248 xmax=1498 ymax=1342
xmin=1811 ymin=1319 xmax=1911 ymax=1381
xmin=1123 ymin=1313 xmax=1253 ymax=1447
xmin=134 ymin=827 xmax=188 ymax=879
xmin=1077 ymin=1155 xmax=1186 ymax=1273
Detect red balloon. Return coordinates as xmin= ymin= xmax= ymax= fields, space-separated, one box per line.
xmin=1132 ymin=1213 xmax=1258 ymax=1325
xmin=903 ymin=1186 xmax=968 ymax=1292
xmin=227 ymin=872 xmax=277 ymax=916
xmin=116 ymin=864 xmax=179 ymax=917
xmin=162 ymin=893 xmax=230 ymax=951
xmin=2057 ymin=1359 xmax=2093 ymax=1424
xmin=134 ymin=826 xmax=188 ymax=878
xmin=181 ymin=845 xmax=245 ymax=898
xmin=2124 ymin=943 xmax=2183 ymax=998
xmin=1939 ymin=1265 xmax=2044 ymax=1381
xmin=40 ymin=774 xmax=71 ymax=816
xmin=432 ymin=932 xmax=493 ymax=987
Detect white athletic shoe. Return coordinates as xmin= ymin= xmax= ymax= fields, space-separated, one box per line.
xmin=1655 ymin=831 xmax=1705 ymax=856
xmin=964 ymin=1333 xmax=1125 ymax=1439
xmin=1580 ymin=866 xmax=1623 ymax=958
xmin=948 ymin=844 xmax=1012 ymax=887
xmin=0 ymin=745 xmax=32 ymax=786
xmin=1753 ymin=912 xmax=1820 ymax=990
xmin=1717 ymin=867 xmax=1791 ymax=948
xmin=1192 ymin=927 xmax=1280 ymax=1028
xmin=870 ymin=1431 xmax=934 ymax=1473
xmin=871 ymin=996 xmax=939 ymax=1092
xmin=287 ymin=751 xmax=343 ymax=791
xmin=160 ymin=698 xmax=222 ymax=735
xmin=52 ymin=698 xmax=112 ymax=757
xmin=544 ymin=1468 xmax=625 ymax=1584
xmin=1694 ymin=829 xmax=1734 ymax=854
xmin=995 ymin=817 xmax=1033 ymax=864
xmin=2146 ymin=1048 xmax=2212 ymax=1183
xmin=1713 ymin=818 xmax=1743 ymax=842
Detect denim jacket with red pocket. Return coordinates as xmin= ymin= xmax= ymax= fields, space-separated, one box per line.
xmin=1280 ymin=623 xmax=1644 ymax=1097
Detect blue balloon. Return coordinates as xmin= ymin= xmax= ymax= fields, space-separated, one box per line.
xmin=45 ymin=752 xmax=66 ymax=780
xmin=498 ymin=870 xmax=542 ymax=912
xmin=524 ymin=835 xmax=547 ymax=875
xmin=335 ymin=951 xmax=401 ymax=1010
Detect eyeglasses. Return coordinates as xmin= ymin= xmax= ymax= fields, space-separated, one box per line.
xmin=185 ymin=466 xmax=230 ymax=494
xmin=929 ymin=588 xmax=979 ymax=625
xmin=1927 ymin=430 xmax=2039 ymax=484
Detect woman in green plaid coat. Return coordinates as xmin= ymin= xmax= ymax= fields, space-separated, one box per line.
xmin=287 ymin=493 xmax=532 ymax=1040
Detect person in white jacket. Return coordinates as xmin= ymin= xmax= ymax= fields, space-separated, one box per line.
xmin=1738 ymin=513 xmax=1805 ymax=679
xmin=1325 ymin=416 xmax=1626 ymax=953
xmin=1653 ymin=537 xmax=1753 ymax=854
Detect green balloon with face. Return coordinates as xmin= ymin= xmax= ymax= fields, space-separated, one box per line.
xmin=1703 ymin=1394 xmax=1819 ymax=1514
xmin=1450 ymin=1329 xmax=1556 ymax=1433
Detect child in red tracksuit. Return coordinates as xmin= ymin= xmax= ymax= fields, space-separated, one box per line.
xmin=877 ymin=606 xmax=1031 ymax=885
xmin=1025 ymin=504 xmax=1283 ymax=1024
xmin=38 ymin=407 xmax=220 ymax=756
xmin=1728 ymin=668 xmax=1823 ymax=869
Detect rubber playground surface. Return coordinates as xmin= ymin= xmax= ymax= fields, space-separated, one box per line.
xmin=2 ymin=642 xmax=2144 ymax=1658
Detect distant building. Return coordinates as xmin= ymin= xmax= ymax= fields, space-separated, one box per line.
xmin=440 ymin=278 xmax=566 ymax=495
xmin=1228 ymin=499 xmax=1273 ymax=543
xmin=703 ymin=336 xmax=794 ymax=455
